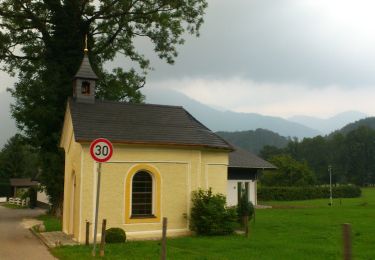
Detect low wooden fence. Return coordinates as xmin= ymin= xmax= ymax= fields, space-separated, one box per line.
xmin=8 ymin=197 xmax=29 ymax=206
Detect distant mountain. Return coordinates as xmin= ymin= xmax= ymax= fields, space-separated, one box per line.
xmin=288 ymin=111 xmax=368 ymax=135
xmin=217 ymin=129 xmax=289 ymax=154
xmin=0 ymin=91 xmax=17 ymax=148
xmin=331 ymin=117 xmax=375 ymax=136
xmin=143 ymin=87 xmax=321 ymax=139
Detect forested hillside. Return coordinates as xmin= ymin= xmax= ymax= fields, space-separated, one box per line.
xmin=260 ymin=126 xmax=375 ymax=186
xmin=217 ymin=119 xmax=375 ymax=187
xmin=330 ymin=117 xmax=375 ymax=136
xmin=216 ymin=128 xmax=290 ymax=154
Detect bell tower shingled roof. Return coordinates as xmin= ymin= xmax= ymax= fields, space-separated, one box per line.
xmin=73 ymin=36 xmax=98 ymax=103
xmin=74 ymin=36 xmax=98 ymax=80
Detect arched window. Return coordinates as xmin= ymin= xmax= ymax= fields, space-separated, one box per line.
xmin=125 ymin=164 xmax=161 ymax=223
xmin=132 ymin=171 xmax=153 ymax=217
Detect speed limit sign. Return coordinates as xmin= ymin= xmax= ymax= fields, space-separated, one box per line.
xmin=90 ymin=138 xmax=113 ymax=162
xmin=90 ymin=138 xmax=113 ymax=255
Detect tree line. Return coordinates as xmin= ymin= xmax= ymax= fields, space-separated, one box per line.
xmin=260 ymin=126 xmax=375 ymax=186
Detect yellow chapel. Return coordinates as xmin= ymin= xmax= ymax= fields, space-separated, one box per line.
xmin=60 ymin=50 xmax=233 ymax=242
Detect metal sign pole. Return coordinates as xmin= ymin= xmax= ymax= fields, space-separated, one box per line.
xmin=92 ymin=162 xmax=102 ymax=256
xmin=329 ymin=165 xmax=333 ymax=206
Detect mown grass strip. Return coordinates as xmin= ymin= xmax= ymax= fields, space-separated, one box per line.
xmin=51 ymin=188 xmax=375 ymax=259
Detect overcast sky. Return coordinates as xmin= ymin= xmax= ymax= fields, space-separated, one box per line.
xmin=139 ymin=0 xmax=375 ymax=118
xmin=2 ymin=0 xmax=375 ymax=119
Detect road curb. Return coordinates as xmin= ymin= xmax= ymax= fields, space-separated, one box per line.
xmin=29 ymin=227 xmax=53 ymax=249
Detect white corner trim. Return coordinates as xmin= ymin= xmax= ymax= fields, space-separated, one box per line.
xmin=205 ymin=164 xmax=208 ymax=190
xmin=126 ymin=228 xmax=189 ymax=235
xmin=78 ymin=149 xmax=84 ymax=241
xmin=107 ymin=160 xmax=190 ymax=164
xmin=186 ymin=162 xmax=191 ymax=229
xmin=204 ymin=163 xmax=228 ymax=190
xmin=197 ymin=151 xmax=202 ymax=188
xmin=123 ymin=222 xmax=161 ymax=226
xmin=67 ymin=131 xmax=73 ymax=154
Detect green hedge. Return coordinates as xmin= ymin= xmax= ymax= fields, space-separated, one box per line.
xmin=105 ymin=228 xmax=126 ymax=243
xmin=258 ymin=185 xmax=361 ymax=201
xmin=0 ymin=183 xmax=12 ymax=197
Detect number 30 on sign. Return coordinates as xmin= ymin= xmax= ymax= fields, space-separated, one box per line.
xmin=90 ymin=138 xmax=113 ymax=163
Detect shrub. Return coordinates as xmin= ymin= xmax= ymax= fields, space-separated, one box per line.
xmin=16 ymin=187 xmax=29 ymax=198
xmin=237 ymin=192 xmax=254 ymax=219
xmin=190 ymin=188 xmax=237 ymax=235
xmin=258 ymin=185 xmax=361 ymax=201
xmin=105 ymin=228 xmax=126 ymax=243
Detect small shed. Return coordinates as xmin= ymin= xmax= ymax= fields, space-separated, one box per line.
xmin=9 ymin=178 xmax=39 ymax=197
xmin=9 ymin=178 xmax=50 ymax=208
xmin=227 ymin=147 xmax=276 ymax=206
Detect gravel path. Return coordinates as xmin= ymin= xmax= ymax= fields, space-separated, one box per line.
xmin=0 ymin=205 xmax=56 ymax=260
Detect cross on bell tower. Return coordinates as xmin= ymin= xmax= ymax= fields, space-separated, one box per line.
xmin=73 ymin=35 xmax=98 ymax=103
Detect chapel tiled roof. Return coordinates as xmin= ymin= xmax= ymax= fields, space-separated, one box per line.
xmin=9 ymin=178 xmax=39 ymax=187
xmin=74 ymin=53 xmax=98 ymax=80
xmin=229 ymin=146 xmax=276 ymax=169
xmin=69 ymin=99 xmax=233 ymax=150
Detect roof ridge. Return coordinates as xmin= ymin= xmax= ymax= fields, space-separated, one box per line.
xmin=183 ymin=109 xmax=234 ymax=149
xmin=92 ymin=99 xmax=184 ymax=109
xmin=68 ymin=99 xmax=233 ymax=150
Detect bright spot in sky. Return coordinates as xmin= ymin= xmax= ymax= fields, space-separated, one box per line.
xmin=151 ymin=77 xmax=375 ymax=118
xmin=302 ymin=0 xmax=375 ymax=47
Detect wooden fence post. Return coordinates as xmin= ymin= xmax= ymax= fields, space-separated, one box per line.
xmin=243 ymin=216 xmax=249 ymax=238
xmin=161 ymin=217 xmax=168 ymax=260
xmin=85 ymin=221 xmax=90 ymax=246
xmin=99 ymin=219 xmax=107 ymax=257
xmin=342 ymin=223 xmax=352 ymax=260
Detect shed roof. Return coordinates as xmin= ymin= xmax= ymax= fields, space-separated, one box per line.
xmin=229 ymin=146 xmax=276 ymax=169
xmin=9 ymin=178 xmax=39 ymax=187
xmin=68 ymin=99 xmax=233 ymax=150
xmin=74 ymin=53 xmax=98 ymax=80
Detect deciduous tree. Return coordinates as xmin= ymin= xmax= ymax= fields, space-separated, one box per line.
xmin=260 ymin=155 xmax=316 ymax=186
xmin=0 ymin=0 xmax=208 ymax=212
xmin=0 ymin=134 xmax=39 ymax=180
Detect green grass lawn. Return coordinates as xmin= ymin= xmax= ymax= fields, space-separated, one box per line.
xmin=52 ymin=188 xmax=375 ymax=260
xmin=37 ymin=214 xmax=62 ymax=232
xmin=1 ymin=203 xmax=28 ymax=209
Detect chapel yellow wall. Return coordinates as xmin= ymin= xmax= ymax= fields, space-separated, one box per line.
xmin=62 ymin=110 xmax=229 ymax=242
xmin=60 ymin=105 xmax=82 ymax=240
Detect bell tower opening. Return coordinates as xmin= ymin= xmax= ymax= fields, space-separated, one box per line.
xmin=81 ymin=81 xmax=91 ymax=95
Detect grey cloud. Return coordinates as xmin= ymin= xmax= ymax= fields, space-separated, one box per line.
xmin=112 ymin=0 xmax=375 ymax=87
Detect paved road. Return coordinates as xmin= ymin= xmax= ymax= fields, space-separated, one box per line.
xmin=0 ymin=205 xmax=56 ymax=260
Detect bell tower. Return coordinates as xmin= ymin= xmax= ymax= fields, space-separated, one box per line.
xmin=73 ymin=36 xmax=98 ymax=103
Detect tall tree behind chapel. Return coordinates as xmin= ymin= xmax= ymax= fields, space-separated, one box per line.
xmin=0 ymin=0 xmax=208 ymax=213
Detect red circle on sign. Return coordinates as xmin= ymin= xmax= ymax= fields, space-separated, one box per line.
xmin=90 ymin=138 xmax=113 ymax=162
